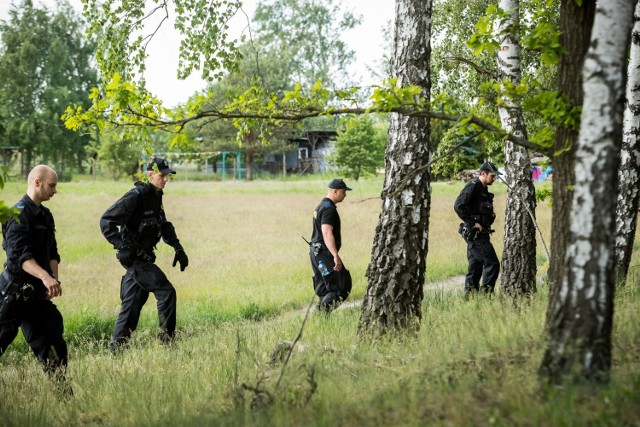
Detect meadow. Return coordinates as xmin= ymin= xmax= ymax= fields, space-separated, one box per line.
xmin=0 ymin=175 xmax=638 ymax=426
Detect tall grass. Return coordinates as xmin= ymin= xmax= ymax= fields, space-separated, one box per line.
xmin=0 ymin=176 xmax=637 ymax=426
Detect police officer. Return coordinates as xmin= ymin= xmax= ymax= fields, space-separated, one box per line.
xmin=100 ymin=157 xmax=188 ymax=351
xmin=0 ymin=165 xmax=70 ymax=392
xmin=309 ymin=179 xmax=352 ymax=312
xmin=454 ymin=162 xmax=501 ymax=296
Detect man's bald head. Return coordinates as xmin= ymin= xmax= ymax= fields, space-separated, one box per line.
xmin=28 ymin=165 xmax=56 ymax=185
xmin=27 ymin=165 xmax=58 ymax=205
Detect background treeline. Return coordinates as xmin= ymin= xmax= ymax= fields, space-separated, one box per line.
xmin=0 ymin=0 xmax=509 ymax=183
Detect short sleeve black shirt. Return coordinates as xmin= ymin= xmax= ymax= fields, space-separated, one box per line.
xmin=311 ymin=197 xmax=341 ymax=251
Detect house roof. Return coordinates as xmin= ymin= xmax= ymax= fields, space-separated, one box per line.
xmin=289 ymin=130 xmax=338 ymax=143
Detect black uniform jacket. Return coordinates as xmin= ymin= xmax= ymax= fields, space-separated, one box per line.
xmin=454 ymin=179 xmax=496 ymax=228
xmin=2 ymin=194 xmax=60 ymax=289
xmin=100 ymin=181 xmax=181 ymax=253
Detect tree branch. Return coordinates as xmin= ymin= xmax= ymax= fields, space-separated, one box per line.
xmin=140 ymin=3 xmax=169 ymax=55
xmin=97 ymin=104 xmax=543 ymax=153
xmin=444 ymin=56 xmax=498 ymax=79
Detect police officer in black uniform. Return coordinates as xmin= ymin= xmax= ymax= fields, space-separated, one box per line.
xmin=454 ymin=162 xmax=501 ymax=296
xmin=0 ymin=165 xmax=70 ymax=392
xmin=309 ymin=179 xmax=352 ymax=312
xmin=100 ymin=157 xmax=188 ymax=351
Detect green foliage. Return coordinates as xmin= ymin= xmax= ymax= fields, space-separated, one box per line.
xmin=0 ymin=0 xmax=98 ymax=170
xmin=85 ymin=133 xmax=140 ymax=181
xmin=253 ymin=0 xmax=360 ymax=87
xmin=81 ymin=0 xmax=243 ymax=82
xmin=369 ymin=78 xmax=427 ymax=112
xmin=519 ymin=0 xmax=564 ymax=65
xmin=535 ymin=185 xmax=553 ymax=206
xmin=331 ymin=116 xmax=387 ymax=181
xmin=433 ymin=0 xmax=567 ymax=160
xmin=0 ymin=173 xmax=19 ymax=222
xmin=522 ymin=90 xmax=581 ymax=149
xmin=72 ymin=0 xmax=361 ymax=158
xmin=467 ymin=4 xmax=507 ymax=56
xmin=468 ymin=0 xmax=562 ymax=66
xmin=431 ymin=126 xmax=494 ymax=180
xmin=63 ymin=73 xmax=172 ymax=149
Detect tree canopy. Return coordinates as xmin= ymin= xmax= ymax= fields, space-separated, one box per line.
xmin=0 ymin=0 xmax=98 ymax=177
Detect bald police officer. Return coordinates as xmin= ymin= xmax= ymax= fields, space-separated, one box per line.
xmin=0 ymin=165 xmax=70 ymax=393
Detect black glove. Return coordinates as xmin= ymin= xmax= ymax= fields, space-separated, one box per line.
xmin=172 ymin=249 xmax=188 ymax=271
xmin=116 ymin=246 xmax=133 ymax=269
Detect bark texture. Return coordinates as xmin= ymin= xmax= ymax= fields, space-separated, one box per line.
xmin=615 ymin=0 xmax=640 ymax=284
xmin=358 ymin=0 xmax=432 ymax=337
xmin=540 ymin=0 xmax=633 ymax=384
xmin=496 ymin=0 xmax=537 ymax=298
xmin=547 ymin=0 xmax=595 ymax=304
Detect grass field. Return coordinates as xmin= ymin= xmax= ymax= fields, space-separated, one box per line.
xmin=0 ymin=175 xmax=638 ymax=426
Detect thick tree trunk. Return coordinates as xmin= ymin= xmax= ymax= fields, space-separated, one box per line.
xmin=615 ymin=0 xmax=640 ymax=284
xmin=358 ymin=0 xmax=432 ymax=337
xmin=547 ymin=0 xmax=595 ymax=301
xmin=496 ymin=0 xmax=537 ymax=298
xmin=540 ymin=0 xmax=633 ymax=385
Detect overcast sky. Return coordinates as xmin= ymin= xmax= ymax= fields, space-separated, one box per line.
xmin=0 ymin=0 xmax=394 ymax=107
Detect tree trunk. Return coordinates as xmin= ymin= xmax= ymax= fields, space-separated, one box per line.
xmin=615 ymin=0 xmax=640 ymax=284
xmin=547 ymin=0 xmax=595 ymax=300
xmin=539 ymin=0 xmax=633 ymax=385
xmin=358 ymin=0 xmax=432 ymax=337
xmin=496 ymin=0 xmax=537 ymax=298
xmin=545 ymin=0 xmax=596 ymax=332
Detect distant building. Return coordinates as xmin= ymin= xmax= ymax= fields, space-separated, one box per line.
xmin=265 ymin=130 xmax=338 ymax=174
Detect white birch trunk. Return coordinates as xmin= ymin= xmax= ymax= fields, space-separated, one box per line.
xmin=496 ymin=0 xmax=537 ymax=298
xmin=358 ymin=0 xmax=432 ymax=336
xmin=540 ymin=0 xmax=634 ymax=384
xmin=614 ymin=0 xmax=640 ymax=284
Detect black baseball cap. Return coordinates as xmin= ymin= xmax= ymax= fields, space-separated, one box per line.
xmin=147 ymin=157 xmax=176 ymax=174
xmin=328 ymin=178 xmax=352 ymax=191
xmin=479 ymin=162 xmax=502 ymax=175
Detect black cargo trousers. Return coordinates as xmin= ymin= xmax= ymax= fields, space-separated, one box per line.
xmin=0 ymin=282 xmax=67 ymax=372
xmin=111 ymin=258 xmax=176 ymax=349
xmin=309 ymin=244 xmax=352 ymax=312
xmin=465 ymin=234 xmax=500 ymax=294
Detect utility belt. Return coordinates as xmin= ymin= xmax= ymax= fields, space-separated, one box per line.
xmin=134 ymin=247 xmax=156 ymax=263
xmin=458 ymin=223 xmax=494 ymax=242
xmin=0 ymin=270 xmax=35 ymax=322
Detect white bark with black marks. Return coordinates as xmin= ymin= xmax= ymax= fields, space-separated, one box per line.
xmin=541 ymin=0 xmax=634 ymax=384
xmin=496 ymin=0 xmax=537 ymax=298
xmin=615 ymin=0 xmax=640 ymax=284
xmin=358 ymin=0 xmax=432 ymax=336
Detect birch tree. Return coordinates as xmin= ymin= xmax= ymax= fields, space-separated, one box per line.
xmin=540 ymin=0 xmax=633 ymax=384
xmin=358 ymin=0 xmax=433 ymax=336
xmin=614 ymin=0 xmax=640 ymax=285
xmin=495 ymin=0 xmax=537 ymax=298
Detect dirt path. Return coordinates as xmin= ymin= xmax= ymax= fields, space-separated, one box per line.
xmin=337 ymin=275 xmax=466 ymax=310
